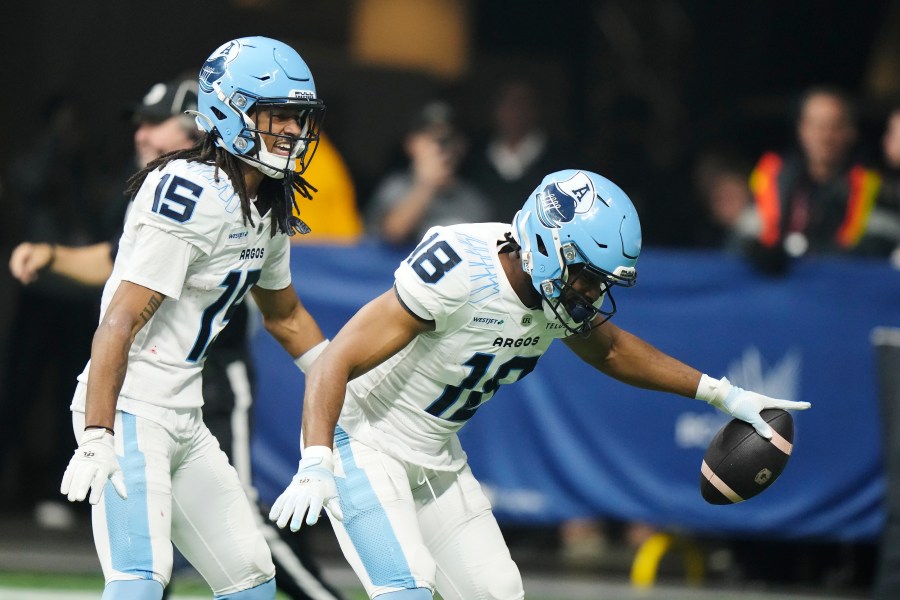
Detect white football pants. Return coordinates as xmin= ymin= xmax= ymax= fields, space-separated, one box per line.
xmin=329 ymin=427 xmax=524 ymax=600
xmin=70 ymin=394 xmax=275 ymax=596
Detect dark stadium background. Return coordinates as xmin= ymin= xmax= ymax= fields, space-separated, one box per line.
xmin=0 ymin=1 xmax=897 ymax=597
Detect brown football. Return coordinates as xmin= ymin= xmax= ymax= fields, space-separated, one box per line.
xmin=700 ymin=409 xmax=794 ymax=505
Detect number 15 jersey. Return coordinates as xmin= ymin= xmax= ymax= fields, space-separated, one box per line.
xmin=340 ymin=223 xmax=570 ymax=471
xmin=74 ymin=160 xmax=292 ymax=412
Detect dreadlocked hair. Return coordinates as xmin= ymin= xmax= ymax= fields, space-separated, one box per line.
xmin=124 ymin=133 xmax=320 ymax=237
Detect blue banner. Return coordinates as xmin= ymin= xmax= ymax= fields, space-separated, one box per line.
xmin=250 ymin=241 xmax=900 ymax=541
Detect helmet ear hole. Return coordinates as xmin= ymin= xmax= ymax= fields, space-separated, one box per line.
xmin=210 ymin=106 xmax=227 ymax=121
xmin=535 ymin=234 xmax=549 ymax=257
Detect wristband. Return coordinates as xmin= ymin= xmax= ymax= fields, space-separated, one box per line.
xmin=695 ymin=374 xmax=732 ymax=406
xmin=84 ymin=425 xmax=115 ymax=436
xmin=300 ymin=444 xmax=334 ymax=471
xmin=294 ymin=339 xmax=329 ymax=373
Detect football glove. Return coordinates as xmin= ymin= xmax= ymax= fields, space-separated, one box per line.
xmin=60 ymin=428 xmax=127 ymax=505
xmin=269 ymin=445 xmax=343 ymax=532
xmin=697 ymin=375 xmax=811 ymax=439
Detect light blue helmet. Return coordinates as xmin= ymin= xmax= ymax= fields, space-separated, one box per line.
xmin=512 ymin=169 xmax=642 ymax=331
xmin=195 ymin=36 xmax=325 ymax=179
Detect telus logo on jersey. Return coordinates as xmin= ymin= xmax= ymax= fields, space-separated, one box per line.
xmin=471 ymin=312 xmax=507 ymax=331
xmin=536 ymin=171 xmax=595 ymax=228
xmin=239 ymin=247 xmax=265 ymax=260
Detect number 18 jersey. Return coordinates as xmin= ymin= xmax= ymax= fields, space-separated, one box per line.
xmin=74 ymin=160 xmax=292 ymax=412
xmin=340 ymin=223 xmax=570 ymax=470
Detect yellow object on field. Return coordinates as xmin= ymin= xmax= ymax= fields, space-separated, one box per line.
xmin=630 ymin=532 xmax=705 ymax=588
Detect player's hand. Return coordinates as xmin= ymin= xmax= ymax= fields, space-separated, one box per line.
xmin=269 ymin=445 xmax=343 ymax=532
xmin=60 ymin=429 xmax=127 ymax=505
xmin=9 ymin=242 xmax=53 ymax=285
xmin=706 ymin=377 xmax=811 ymax=439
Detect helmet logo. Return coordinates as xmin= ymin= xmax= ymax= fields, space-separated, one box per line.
xmin=535 ymin=171 xmax=595 ymax=228
xmin=200 ymin=40 xmax=242 ymax=93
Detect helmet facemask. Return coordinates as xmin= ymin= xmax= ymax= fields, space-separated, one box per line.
xmin=539 ymin=242 xmax=635 ymax=336
xmin=214 ymin=81 xmax=325 ymax=180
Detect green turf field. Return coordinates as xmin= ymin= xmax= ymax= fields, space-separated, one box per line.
xmin=0 ymin=570 xmax=869 ymax=600
xmin=0 ymin=571 xmax=369 ymax=600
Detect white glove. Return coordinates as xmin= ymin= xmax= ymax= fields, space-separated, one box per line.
xmin=697 ymin=375 xmax=811 ymax=439
xmin=60 ymin=428 xmax=128 ymax=505
xmin=269 ymin=445 xmax=343 ymax=532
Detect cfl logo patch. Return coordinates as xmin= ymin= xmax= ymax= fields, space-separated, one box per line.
xmin=755 ymin=468 xmax=772 ymax=485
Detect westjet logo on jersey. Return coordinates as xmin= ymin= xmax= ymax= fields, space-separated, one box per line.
xmin=239 ymin=247 xmax=264 ymax=260
xmin=471 ymin=312 xmax=507 ymax=330
xmin=674 ymin=346 xmax=802 ymax=449
xmin=226 ymin=228 xmax=249 ymax=246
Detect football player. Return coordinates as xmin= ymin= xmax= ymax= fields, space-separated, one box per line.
xmin=58 ymin=37 xmax=333 ymax=600
xmin=12 ymin=74 xmax=345 ymax=600
xmin=269 ymin=169 xmax=812 ymax=599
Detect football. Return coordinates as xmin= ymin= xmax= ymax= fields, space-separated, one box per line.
xmin=700 ymin=408 xmax=794 ymax=505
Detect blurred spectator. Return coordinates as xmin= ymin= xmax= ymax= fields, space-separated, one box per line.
xmin=463 ymin=77 xmax=575 ymax=223
xmin=0 ymin=93 xmax=102 ymax=528
xmin=290 ymin=131 xmax=364 ymax=244
xmin=691 ymin=150 xmax=758 ymax=252
xmin=366 ymin=100 xmax=490 ymax=246
xmin=870 ymin=102 xmax=900 ymax=263
xmin=743 ymin=86 xmax=885 ymax=274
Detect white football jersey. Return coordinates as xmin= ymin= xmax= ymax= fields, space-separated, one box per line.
xmin=340 ymin=223 xmax=570 ymax=470
xmin=74 ymin=160 xmax=292 ymax=411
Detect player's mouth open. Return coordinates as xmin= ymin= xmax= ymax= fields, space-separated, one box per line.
xmin=272 ymin=140 xmax=294 ymax=155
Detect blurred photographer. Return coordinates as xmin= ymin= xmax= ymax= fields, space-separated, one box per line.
xmin=366 ymin=101 xmax=490 ymax=247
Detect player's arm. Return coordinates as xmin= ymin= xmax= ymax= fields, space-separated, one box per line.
xmin=84 ymin=282 xmax=166 ymax=431
xmin=562 ymin=320 xmax=701 ymax=398
xmin=61 ymin=281 xmax=165 ymax=506
xmin=270 ymin=287 xmax=432 ymax=532
xmin=302 ymin=288 xmax=434 ymax=449
xmin=563 ymin=320 xmax=810 ymax=438
xmin=250 ymin=284 xmax=326 ymax=358
xmin=9 ymin=241 xmax=114 ymax=287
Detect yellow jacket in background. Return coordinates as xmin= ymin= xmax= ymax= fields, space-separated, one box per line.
xmin=292 ymin=133 xmax=363 ymax=244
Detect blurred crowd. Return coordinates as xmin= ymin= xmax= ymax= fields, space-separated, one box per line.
xmin=1 ymin=68 xmax=899 ymax=591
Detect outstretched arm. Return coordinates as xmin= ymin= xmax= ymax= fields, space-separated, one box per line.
xmin=9 ymin=241 xmax=114 ymax=287
xmin=563 ymin=320 xmax=810 ymax=437
xmin=563 ymin=320 xmax=702 ymax=397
